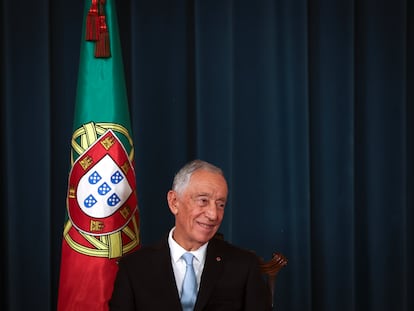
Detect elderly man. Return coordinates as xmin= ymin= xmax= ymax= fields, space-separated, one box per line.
xmin=109 ymin=159 xmax=271 ymax=311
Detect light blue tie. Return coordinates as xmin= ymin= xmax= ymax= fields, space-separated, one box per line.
xmin=181 ymin=252 xmax=197 ymax=311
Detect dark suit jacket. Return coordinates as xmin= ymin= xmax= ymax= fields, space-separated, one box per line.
xmin=109 ymin=236 xmax=271 ymax=311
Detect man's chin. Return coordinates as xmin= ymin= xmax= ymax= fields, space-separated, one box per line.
xmin=196 ymin=231 xmax=218 ymax=244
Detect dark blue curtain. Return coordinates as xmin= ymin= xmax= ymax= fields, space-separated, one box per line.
xmin=1 ymin=0 xmax=413 ymax=310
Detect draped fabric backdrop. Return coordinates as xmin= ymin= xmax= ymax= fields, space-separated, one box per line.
xmin=1 ymin=0 xmax=413 ymax=310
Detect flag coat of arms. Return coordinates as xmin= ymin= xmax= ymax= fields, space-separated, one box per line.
xmin=58 ymin=1 xmax=140 ymax=310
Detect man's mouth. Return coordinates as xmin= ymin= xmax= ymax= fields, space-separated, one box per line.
xmin=196 ymin=221 xmax=216 ymax=230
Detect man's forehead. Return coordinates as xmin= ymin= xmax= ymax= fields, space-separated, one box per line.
xmin=185 ymin=173 xmax=227 ymax=194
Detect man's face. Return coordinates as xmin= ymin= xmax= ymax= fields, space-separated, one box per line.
xmin=168 ymin=169 xmax=228 ymax=251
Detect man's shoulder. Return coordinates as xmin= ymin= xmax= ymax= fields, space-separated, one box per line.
xmin=209 ymin=236 xmax=259 ymax=261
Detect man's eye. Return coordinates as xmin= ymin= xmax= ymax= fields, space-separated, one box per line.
xmin=196 ymin=198 xmax=209 ymax=206
xmin=216 ymin=202 xmax=226 ymax=209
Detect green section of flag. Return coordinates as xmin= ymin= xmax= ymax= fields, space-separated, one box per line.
xmin=74 ymin=1 xmax=131 ymax=134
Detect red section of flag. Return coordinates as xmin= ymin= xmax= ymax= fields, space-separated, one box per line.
xmin=58 ymin=208 xmax=139 ymax=310
xmin=58 ymin=236 xmax=118 ymax=311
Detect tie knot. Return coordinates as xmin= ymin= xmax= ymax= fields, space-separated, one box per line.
xmin=182 ymin=252 xmax=194 ymax=266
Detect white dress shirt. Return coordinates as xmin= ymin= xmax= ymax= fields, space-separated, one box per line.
xmin=168 ymin=227 xmax=208 ymax=297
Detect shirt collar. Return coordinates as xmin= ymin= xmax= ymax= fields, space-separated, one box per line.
xmin=168 ymin=227 xmax=208 ymax=264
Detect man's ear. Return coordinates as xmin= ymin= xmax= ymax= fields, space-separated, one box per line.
xmin=167 ymin=190 xmax=179 ymax=215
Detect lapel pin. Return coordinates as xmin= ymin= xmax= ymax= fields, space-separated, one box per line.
xmin=216 ymin=256 xmax=222 ymax=262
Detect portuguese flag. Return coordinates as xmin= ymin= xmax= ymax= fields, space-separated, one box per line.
xmin=57 ymin=1 xmax=140 ymax=310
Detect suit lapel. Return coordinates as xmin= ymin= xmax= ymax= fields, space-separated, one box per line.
xmin=155 ymin=238 xmax=183 ymax=310
xmin=194 ymin=239 xmax=224 ymax=311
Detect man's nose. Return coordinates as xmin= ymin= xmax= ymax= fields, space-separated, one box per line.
xmin=205 ymin=202 xmax=218 ymax=220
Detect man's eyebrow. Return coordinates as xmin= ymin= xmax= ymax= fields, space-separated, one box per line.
xmin=192 ymin=193 xmax=226 ymax=200
xmin=193 ymin=192 xmax=211 ymax=197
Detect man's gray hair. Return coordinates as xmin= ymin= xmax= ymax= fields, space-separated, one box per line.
xmin=172 ymin=159 xmax=224 ymax=195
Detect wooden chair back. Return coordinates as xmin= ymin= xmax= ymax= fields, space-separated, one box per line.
xmin=259 ymin=252 xmax=288 ymax=307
